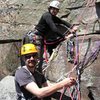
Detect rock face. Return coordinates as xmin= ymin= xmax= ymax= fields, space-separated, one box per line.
xmin=0 ymin=0 xmax=51 ymax=78
xmin=0 ymin=0 xmax=49 ymax=40
xmin=46 ymin=34 xmax=100 ymax=100
xmin=1 ymin=35 xmax=99 ymax=100
xmin=0 ymin=0 xmax=100 ymax=76
xmin=0 ymin=0 xmax=100 ymax=100
xmin=0 ymin=76 xmax=16 ymax=100
xmin=0 ymin=42 xmax=21 ymax=80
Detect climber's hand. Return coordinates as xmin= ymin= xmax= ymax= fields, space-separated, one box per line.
xmin=71 ymin=25 xmax=79 ymax=33
xmin=65 ymin=33 xmax=74 ymax=40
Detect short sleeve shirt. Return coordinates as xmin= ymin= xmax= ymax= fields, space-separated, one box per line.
xmin=15 ymin=66 xmax=47 ymax=100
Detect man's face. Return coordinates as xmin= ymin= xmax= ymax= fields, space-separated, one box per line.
xmin=50 ymin=7 xmax=59 ymax=16
xmin=24 ymin=53 xmax=38 ymax=68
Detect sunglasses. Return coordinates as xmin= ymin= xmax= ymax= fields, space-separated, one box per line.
xmin=25 ymin=53 xmax=38 ymax=59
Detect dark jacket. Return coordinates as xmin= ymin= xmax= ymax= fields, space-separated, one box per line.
xmin=35 ymin=12 xmax=71 ymax=40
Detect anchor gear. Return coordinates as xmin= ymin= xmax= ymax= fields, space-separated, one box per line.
xmin=67 ymin=38 xmax=75 ymax=63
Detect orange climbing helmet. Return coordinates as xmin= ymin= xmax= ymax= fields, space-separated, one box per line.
xmin=21 ymin=43 xmax=38 ymax=56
